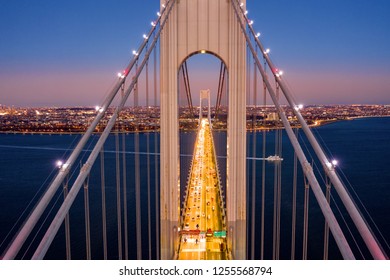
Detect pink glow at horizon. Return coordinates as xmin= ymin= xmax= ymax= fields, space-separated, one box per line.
xmin=1 ymin=65 xmax=389 ymax=107
xmin=1 ymin=1 xmax=390 ymax=107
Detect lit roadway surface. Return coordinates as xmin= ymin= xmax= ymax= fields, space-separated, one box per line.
xmin=178 ymin=119 xmax=228 ymax=260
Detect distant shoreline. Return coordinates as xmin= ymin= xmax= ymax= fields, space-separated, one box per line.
xmin=1 ymin=116 xmax=389 ymax=135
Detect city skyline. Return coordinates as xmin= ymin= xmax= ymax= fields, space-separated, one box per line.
xmin=1 ymin=0 xmax=389 ymax=107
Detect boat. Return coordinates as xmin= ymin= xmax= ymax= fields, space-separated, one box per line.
xmin=266 ymin=155 xmax=283 ymax=161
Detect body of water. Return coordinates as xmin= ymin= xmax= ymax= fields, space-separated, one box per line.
xmin=0 ymin=117 xmax=389 ymax=259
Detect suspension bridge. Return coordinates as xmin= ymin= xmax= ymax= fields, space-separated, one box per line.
xmin=1 ymin=0 xmax=388 ymax=260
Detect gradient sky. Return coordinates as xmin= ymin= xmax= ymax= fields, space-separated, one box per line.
xmin=0 ymin=0 xmax=389 ymax=107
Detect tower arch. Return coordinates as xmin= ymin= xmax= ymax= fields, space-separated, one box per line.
xmin=179 ymin=50 xmax=228 ymax=70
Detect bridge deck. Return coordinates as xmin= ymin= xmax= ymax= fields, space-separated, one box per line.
xmin=178 ymin=119 xmax=228 ymax=260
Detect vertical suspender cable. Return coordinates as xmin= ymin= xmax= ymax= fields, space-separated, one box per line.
xmin=246 ymin=48 xmax=251 ymax=115
xmin=253 ymin=53 xmax=258 ymax=129
xmin=272 ymin=82 xmax=281 ymax=260
xmin=154 ymin=40 xmax=160 ymax=260
xmin=250 ymin=51 xmax=257 ymax=260
xmin=84 ymin=175 xmax=91 ymax=259
xmin=121 ymin=83 xmax=129 ymax=260
xmin=122 ymin=131 xmax=128 ymax=260
xmin=122 ymin=132 xmax=129 ymax=259
xmin=181 ymin=65 xmax=188 ymax=111
xmin=246 ymin=44 xmax=250 ymax=258
xmin=182 ymin=62 xmax=194 ymax=118
xmin=303 ymin=175 xmax=310 ymax=260
xmin=260 ymin=58 xmax=267 ymax=260
xmin=276 ymin=83 xmax=283 ymax=260
xmin=324 ymin=175 xmax=331 ymax=260
xmin=182 ymin=63 xmax=187 ymax=112
xmin=215 ymin=62 xmax=224 ymax=119
xmin=134 ymin=65 xmax=142 ymax=260
xmin=63 ymin=177 xmax=71 ymax=260
xmin=278 ymin=137 xmax=282 ymax=253
xmin=146 ymin=50 xmax=152 ymax=260
xmin=185 ymin=62 xmax=193 ymax=115
xmin=100 ymin=148 xmax=107 ymax=260
xmin=291 ymin=128 xmax=298 ymax=260
xmin=216 ymin=65 xmax=226 ymax=120
xmin=216 ymin=62 xmax=223 ymax=110
xmin=115 ymin=123 xmax=122 ymax=260
xmin=272 ymin=123 xmax=277 ymax=259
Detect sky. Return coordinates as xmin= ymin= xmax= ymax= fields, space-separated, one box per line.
xmin=0 ymin=0 xmax=389 ymax=107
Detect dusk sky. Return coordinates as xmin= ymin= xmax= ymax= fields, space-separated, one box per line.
xmin=0 ymin=0 xmax=389 ymax=107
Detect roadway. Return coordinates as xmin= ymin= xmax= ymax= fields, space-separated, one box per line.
xmin=177 ymin=118 xmax=228 ymax=260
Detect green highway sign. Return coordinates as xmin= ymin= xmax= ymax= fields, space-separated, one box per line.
xmin=213 ymin=231 xmax=226 ymax=238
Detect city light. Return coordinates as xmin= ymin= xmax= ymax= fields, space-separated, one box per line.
xmin=294 ymin=104 xmax=304 ymax=111
xmin=157 ymin=12 xmax=161 ymax=17
xmin=264 ymin=48 xmax=270 ymax=55
xmin=132 ymin=50 xmax=139 ymax=56
xmin=95 ymin=106 xmax=104 ymax=113
xmin=325 ymin=159 xmax=338 ymax=170
xmin=255 ymin=32 xmax=261 ymax=38
xmin=276 ymin=70 xmax=284 ymax=77
xmin=143 ymin=34 xmax=148 ymax=39
xmin=2 ymin=106 xmax=386 ymax=135
xmin=249 ymin=20 xmax=254 ymax=25
xmin=56 ymin=160 xmax=70 ymax=171
xmin=151 ymin=21 xmax=156 ymax=27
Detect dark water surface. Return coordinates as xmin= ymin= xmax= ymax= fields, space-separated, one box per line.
xmin=0 ymin=117 xmax=389 ymax=259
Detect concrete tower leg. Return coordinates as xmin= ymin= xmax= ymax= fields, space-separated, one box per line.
xmin=160 ymin=1 xmax=179 ymax=260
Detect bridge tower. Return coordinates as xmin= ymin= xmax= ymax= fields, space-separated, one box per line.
xmin=160 ymin=0 xmax=247 ymax=259
xmin=199 ymin=89 xmax=211 ymax=125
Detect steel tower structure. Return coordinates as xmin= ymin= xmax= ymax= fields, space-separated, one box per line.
xmin=159 ymin=0 xmax=247 ymax=259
